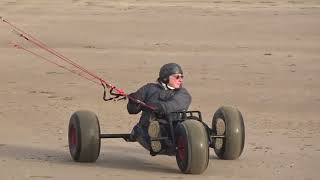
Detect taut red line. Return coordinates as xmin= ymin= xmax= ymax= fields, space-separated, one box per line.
xmin=1 ymin=17 xmax=155 ymax=110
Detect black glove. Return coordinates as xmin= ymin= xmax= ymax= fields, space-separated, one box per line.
xmin=127 ymin=92 xmax=142 ymax=114
xmin=128 ymin=92 xmax=141 ymax=105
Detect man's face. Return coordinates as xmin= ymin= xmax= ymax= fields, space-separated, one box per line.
xmin=168 ymin=73 xmax=184 ymax=89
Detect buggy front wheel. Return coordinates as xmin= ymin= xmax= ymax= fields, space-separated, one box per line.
xmin=68 ymin=110 xmax=101 ymax=162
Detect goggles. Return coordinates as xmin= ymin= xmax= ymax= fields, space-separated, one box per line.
xmin=171 ymin=74 xmax=184 ymax=80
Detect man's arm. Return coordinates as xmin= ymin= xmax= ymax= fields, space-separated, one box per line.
xmin=127 ymin=84 xmax=149 ymax=114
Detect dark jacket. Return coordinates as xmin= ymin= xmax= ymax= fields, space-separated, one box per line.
xmin=127 ymin=82 xmax=192 ymax=127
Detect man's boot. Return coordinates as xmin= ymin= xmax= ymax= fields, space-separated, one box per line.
xmin=148 ymin=119 xmax=162 ymax=153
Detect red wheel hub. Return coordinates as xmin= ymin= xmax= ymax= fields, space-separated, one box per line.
xmin=70 ymin=125 xmax=77 ymax=147
xmin=177 ymin=136 xmax=185 ymax=160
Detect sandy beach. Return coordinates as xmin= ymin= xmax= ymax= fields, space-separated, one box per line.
xmin=1 ymin=0 xmax=320 ymax=179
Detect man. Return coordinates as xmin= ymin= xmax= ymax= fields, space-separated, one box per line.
xmin=127 ymin=63 xmax=192 ymax=155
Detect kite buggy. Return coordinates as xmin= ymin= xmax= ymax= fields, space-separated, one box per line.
xmin=2 ymin=17 xmax=245 ymax=174
xmin=68 ymin=106 xmax=245 ymax=174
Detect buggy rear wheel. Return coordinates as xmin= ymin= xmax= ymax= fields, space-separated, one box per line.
xmin=212 ymin=106 xmax=245 ymax=160
xmin=175 ymin=120 xmax=209 ymax=174
xmin=68 ymin=110 xmax=101 ymax=162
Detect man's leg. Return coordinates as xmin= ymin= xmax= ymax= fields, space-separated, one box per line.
xmin=130 ymin=123 xmax=150 ymax=150
xmin=131 ymin=115 xmax=162 ymax=154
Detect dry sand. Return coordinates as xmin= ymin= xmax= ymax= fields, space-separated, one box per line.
xmin=1 ymin=0 xmax=320 ymax=179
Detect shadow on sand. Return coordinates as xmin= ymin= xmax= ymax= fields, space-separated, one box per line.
xmin=0 ymin=143 xmax=222 ymax=174
xmin=0 ymin=143 xmax=180 ymax=174
xmin=0 ymin=144 xmax=185 ymax=173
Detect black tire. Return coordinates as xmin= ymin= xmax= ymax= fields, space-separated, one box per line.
xmin=68 ymin=110 xmax=101 ymax=162
xmin=212 ymin=106 xmax=245 ymax=160
xmin=175 ymin=120 xmax=209 ymax=174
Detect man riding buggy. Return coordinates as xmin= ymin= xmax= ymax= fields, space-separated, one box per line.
xmin=127 ymin=63 xmax=191 ymax=155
